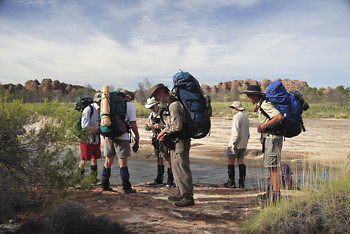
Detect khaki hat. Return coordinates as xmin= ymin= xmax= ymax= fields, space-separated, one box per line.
xmin=229 ymin=101 xmax=245 ymax=111
xmin=93 ymin=92 xmax=101 ymax=102
xmin=144 ymin=97 xmax=159 ymax=109
xmin=150 ymin=83 xmax=169 ymax=98
xmin=121 ymin=90 xmax=135 ymax=101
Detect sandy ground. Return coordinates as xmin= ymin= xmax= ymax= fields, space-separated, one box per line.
xmin=131 ymin=117 xmax=350 ymax=168
xmin=8 ymin=117 xmax=350 ymax=233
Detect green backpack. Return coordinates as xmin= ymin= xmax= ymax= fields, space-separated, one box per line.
xmin=99 ymin=91 xmax=129 ymax=137
xmin=73 ymin=97 xmax=94 ymax=140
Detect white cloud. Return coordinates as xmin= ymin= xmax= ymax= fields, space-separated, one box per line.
xmin=1 ymin=0 xmax=350 ymax=90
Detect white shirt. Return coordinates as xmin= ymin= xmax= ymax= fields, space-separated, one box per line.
xmin=114 ymin=101 xmax=137 ymax=141
xmin=81 ymin=102 xmax=100 ymax=144
xmin=228 ymin=111 xmax=250 ymax=149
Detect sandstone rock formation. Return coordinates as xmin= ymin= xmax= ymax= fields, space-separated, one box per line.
xmin=201 ymin=78 xmax=308 ymax=95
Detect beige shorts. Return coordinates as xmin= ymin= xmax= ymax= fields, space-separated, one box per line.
xmin=104 ymin=138 xmax=130 ymax=159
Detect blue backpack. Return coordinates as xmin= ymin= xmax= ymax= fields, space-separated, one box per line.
xmin=172 ymin=71 xmax=211 ymax=139
xmin=260 ymin=81 xmax=309 ymax=138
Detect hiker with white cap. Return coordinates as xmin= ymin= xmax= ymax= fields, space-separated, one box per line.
xmin=144 ymin=97 xmax=174 ymax=187
xmin=224 ymin=100 xmax=250 ymax=189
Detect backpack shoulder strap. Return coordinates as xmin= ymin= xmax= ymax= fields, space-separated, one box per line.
xmin=89 ymin=104 xmax=94 ymax=118
xmin=258 ymin=97 xmax=271 ymax=120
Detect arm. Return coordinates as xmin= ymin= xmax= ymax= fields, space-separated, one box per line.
xmin=130 ymin=121 xmax=140 ymax=142
xmin=258 ymin=113 xmax=284 ymax=133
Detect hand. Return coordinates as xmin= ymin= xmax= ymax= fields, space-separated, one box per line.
xmin=146 ymin=121 xmax=152 ymax=128
xmin=258 ymin=124 xmax=266 ymax=133
xmin=157 ymin=130 xmax=165 ymax=139
xmin=134 ymin=135 xmax=140 ymax=142
xmin=233 ymin=146 xmax=237 ymax=153
xmin=153 ymin=123 xmax=160 ymax=129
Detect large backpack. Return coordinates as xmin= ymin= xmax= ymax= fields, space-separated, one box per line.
xmin=73 ymin=97 xmax=94 ymax=139
xmin=99 ymin=91 xmax=128 ymax=137
xmin=172 ymin=71 xmax=211 ymax=139
xmin=260 ymin=81 xmax=309 ymax=138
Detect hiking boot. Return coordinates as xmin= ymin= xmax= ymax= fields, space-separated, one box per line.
xmin=123 ymin=188 xmax=137 ymax=194
xmin=175 ymin=197 xmax=195 ymax=207
xmin=168 ymin=194 xmax=183 ymax=201
xmin=238 ymin=164 xmax=246 ymax=188
xmin=148 ymin=178 xmax=163 ymax=186
xmin=165 ymin=182 xmax=175 ymax=188
xmin=103 ymin=187 xmax=114 ymax=192
xmin=224 ymin=179 xmax=236 ymax=188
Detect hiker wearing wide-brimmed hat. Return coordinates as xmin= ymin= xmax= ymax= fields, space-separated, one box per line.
xmin=150 ymin=83 xmax=194 ymax=207
xmin=120 ymin=90 xmax=135 ymax=102
xmin=242 ymin=84 xmax=284 ymax=203
xmin=225 ymin=101 xmax=250 ymax=189
xmin=144 ymin=97 xmax=173 ymax=187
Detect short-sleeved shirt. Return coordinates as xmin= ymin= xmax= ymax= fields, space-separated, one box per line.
xmin=258 ymin=99 xmax=283 ymax=139
xmin=114 ymin=101 xmax=137 ymax=141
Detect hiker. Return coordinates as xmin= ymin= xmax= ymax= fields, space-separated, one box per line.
xmin=242 ymin=85 xmax=284 ymax=203
xmin=78 ymin=92 xmax=102 ymax=182
xmin=224 ymin=101 xmax=250 ymax=189
xmin=101 ymin=90 xmax=140 ymax=194
xmin=151 ymin=84 xmax=195 ymax=207
xmin=144 ymin=97 xmax=174 ymax=187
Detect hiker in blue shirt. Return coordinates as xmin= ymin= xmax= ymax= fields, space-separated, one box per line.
xmin=242 ymin=85 xmax=284 ymax=203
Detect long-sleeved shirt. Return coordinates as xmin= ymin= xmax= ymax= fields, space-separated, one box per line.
xmin=163 ymin=101 xmax=187 ymax=138
xmin=81 ymin=102 xmax=100 ymax=144
xmin=228 ymin=111 xmax=250 ymax=149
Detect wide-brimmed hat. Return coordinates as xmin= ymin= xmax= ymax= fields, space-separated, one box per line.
xmin=150 ymin=83 xmax=169 ymax=98
xmin=121 ymin=90 xmax=135 ymax=101
xmin=229 ymin=101 xmax=245 ymax=111
xmin=93 ymin=92 xmax=101 ymax=102
xmin=145 ymin=97 xmax=159 ymax=109
xmin=241 ymin=85 xmax=264 ymax=95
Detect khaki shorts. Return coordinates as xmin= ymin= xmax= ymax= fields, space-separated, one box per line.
xmin=104 ymin=138 xmax=130 ymax=159
xmin=263 ymin=137 xmax=283 ymax=168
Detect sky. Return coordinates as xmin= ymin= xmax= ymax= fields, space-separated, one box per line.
xmin=1 ymin=0 xmax=350 ymax=91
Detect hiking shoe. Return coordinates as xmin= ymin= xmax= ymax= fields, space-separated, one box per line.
xmin=168 ymin=194 xmax=183 ymax=201
xmin=165 ymin=183 xmax=175 ymax=188
xmin=224 ymin=180 xmax=236 ymax=188
xmin=123 ymin=188 xmax=137 ymax=194
xmin=175 ymin=197 xmax=195 ymax=207
xmin=238 ymin=182 xmax=245 ymax=188
xmin=102 ymin=187 xmax=114 ymax=192
xmin=148 ymin=181 xmax=163 ymax=186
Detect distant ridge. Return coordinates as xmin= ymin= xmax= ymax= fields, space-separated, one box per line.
xmin=1 ymin=78 xmax=308 ymax=97
xmin=200 ymin=78 xmax=308 ymax=95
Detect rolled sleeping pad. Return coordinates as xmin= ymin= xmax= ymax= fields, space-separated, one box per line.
xmin=101 ymin=86 xmax=111 ymax=127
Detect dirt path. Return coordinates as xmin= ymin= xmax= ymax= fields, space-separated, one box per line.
xmin=71 ymin=117 xmax=350 ymax=233
xmin=8 ymin=117 xmax=350 ymax=233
